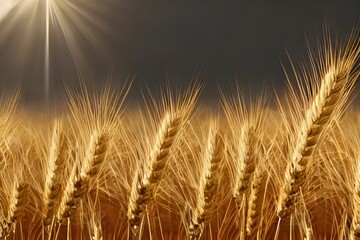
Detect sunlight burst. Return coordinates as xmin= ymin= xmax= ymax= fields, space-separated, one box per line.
xmin=0 ymin=0 xmax=110 ymax=103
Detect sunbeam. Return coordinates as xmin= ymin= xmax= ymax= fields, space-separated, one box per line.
xmin=45 ymin=0 xmax=50 ymax=103
xmin=0 ymin=0 xmax=111 ymax=104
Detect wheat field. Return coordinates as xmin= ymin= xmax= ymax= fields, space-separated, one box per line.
xmin=0 ymin=32 xmax=359 ymax=240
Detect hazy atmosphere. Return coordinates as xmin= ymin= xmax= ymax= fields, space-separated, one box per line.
xmin=0 ymin=0 xmax=358 ymax=105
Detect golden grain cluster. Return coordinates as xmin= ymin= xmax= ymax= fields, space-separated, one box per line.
xmin=0 ymin=32 xmax=359 ymax=240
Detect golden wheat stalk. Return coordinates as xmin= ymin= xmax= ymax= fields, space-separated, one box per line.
xmin=277 ymin=41 xmax=360 ymax=218
xmin=57 ymin=129 xmax=109 ymax=220
xmin=43 ymin=121 xmax=68 ymax=226
xmin=188 ymin=125 xmax=224 ymax=239
xmin=220 ymin=89 xmax=267 ymax=210
xmin=127 ymin=111 xmax=182 ymax=237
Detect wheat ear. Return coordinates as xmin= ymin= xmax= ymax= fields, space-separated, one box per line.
xmin=277 ymin=64 xmax=356 ymax=218
xmin=57 ymin=129 xmax=109 ymax=220
xmin=0 ymin=181 xmax=29 ymax=238
xmin=188 ymin=126 xmax=224 ymax=240
xmin=43 ymin=122 xmax=67 ymax=226
xmin=127 ymin=112 xmax=182 ymax=237
xmin=8 ymin=182 xmax=28 ymax=223
xmin=246 ymin=161 xmax=266 ymax=238
xmin=233 ymin=125 xmax=258 ymax=207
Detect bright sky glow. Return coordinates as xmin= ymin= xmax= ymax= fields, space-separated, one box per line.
xmin=0 ymin=0 xmax=109 ymax=104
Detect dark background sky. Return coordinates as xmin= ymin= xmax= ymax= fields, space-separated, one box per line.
xmin=0 ymin=0 xmax=358 ymax=107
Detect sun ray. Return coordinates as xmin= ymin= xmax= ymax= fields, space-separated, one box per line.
xmin=0 ymin=0 xmax=113 ymax=104
xmin=45 ymin=0 xmax=50 ymax=103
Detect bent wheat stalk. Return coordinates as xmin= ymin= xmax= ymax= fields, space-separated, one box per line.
xmin=188 ymin=126 xmax=224 ymax=240
xmin=277 ymin=44 xmax=360 ymax=218
xmin=127 ymin=112 xmax=182 ymax=237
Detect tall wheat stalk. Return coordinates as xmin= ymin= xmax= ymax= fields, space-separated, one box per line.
xmin=188 ymin=123 xmax=224 ymax=239
xmin=276 ymin=34 xmax=360 ymax=218
xmin=233 ymin=125 xmax=259 ymax=207
xmin=43 ymin=121 xmax=68 ymax=226
xmin=220 ymin=89 xmax=267 ymax=209
xmin=56 ymin=83 xmax=128 ymax=223
xmin=127 ymin=112 xmax=182 ymax=236
xmin=127 ymin=83 xmax=200 ymax=238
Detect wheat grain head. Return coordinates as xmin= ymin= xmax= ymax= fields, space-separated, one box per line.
xmin=220 ymin=88 xmax=268 ymax=208
xmin=188 ymin=122 xmax=224 ymax=240
xmin=127 ymin=83 xmax=201 ymax=238
xmin=245 ymin=144 xmax=268 ymax=239
xmin=276 ymin=30 xmax=360 ymax=218
xmin=57 ymin=82 xmax=129 ymax=222
xmin=43 ymin=120 xmax=68 ymax=226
